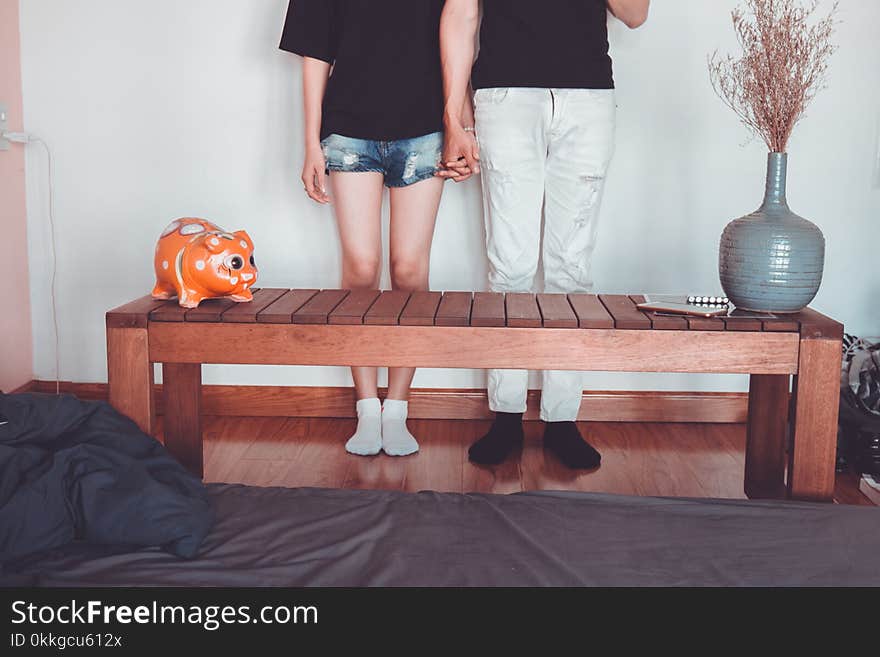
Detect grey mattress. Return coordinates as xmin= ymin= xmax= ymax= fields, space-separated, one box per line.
xmin=3 ymin=485 xmax=878 ymax=587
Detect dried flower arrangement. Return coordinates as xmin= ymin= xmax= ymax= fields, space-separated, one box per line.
xmin=709 ymin=0 xmax=839 ymax=153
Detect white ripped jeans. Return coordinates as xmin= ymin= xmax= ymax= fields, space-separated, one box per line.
xmin=475 ymin=87 xmax=616 ymax=422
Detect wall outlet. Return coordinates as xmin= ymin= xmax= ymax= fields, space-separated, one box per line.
xmin=0 ymin=103 xmax=9 ymax=151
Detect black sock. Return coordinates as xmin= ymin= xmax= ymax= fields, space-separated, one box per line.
xmin=468 ymin=412 xmax=524 ymax=465
xmin=544 ymin=422 xmax=601 ymax=470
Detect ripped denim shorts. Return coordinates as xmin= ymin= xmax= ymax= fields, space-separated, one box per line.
xmin=321 ymin=132 xmax=443 ymax=188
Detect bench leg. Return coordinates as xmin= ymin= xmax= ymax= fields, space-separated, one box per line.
xmin=107 ymin=326 xmax=155 ymax=436
xmin=163 ymin=363 xmax=203 ymax=478
xmin=744 ymin=374 xmax=789 ymax=499
xmin=788 ymin=338 xmax=841 ymax=502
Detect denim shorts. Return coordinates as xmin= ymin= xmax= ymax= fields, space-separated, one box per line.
xmin=321 ymin=132 xmax=443 ymax=188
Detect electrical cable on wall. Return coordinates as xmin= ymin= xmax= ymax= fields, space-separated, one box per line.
xmin=3 ymin=130 xmax=61 ymax=395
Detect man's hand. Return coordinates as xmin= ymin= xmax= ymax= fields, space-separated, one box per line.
xmin=302 ymin=144 xmax=330 ymax=204
xmin=438 ymin=0 xmax=480 ymax=183
xmin=437 ymin=124 xmax=480 ymax=183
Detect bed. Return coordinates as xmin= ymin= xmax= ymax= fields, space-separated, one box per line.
xmin=4 ymin=484 xmax=878 ymax=587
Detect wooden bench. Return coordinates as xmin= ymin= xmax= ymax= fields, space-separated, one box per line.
xmin=106 ymin=289 xmax=844 ymax=502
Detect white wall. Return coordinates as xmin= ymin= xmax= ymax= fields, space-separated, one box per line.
xmin=20 ymin=0 xmax=880 ymax=392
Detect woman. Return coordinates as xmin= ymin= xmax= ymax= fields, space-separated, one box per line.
xmin=280 ymin=0 xmax=450 ymax=457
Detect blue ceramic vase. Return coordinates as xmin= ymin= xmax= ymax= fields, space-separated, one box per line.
xmin=719 ymin=153 xmax=825 ymax=313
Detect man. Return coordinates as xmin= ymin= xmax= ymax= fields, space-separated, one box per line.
xmin=440 ymin=0 xmax=650 ymax=468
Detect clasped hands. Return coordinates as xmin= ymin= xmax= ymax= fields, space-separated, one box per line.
xmin=435 ymin=123 xmax=481 ymax=183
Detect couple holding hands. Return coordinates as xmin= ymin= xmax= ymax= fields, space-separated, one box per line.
xmin=280 ymin=0 xmax=650 ymax=467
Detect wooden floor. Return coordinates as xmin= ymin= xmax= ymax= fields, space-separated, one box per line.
xmin=157 ymin=416 xmax=874 ymax=505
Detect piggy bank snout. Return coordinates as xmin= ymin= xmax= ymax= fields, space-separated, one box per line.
xmin=218 ymin=250 xmax=259 ymax=287
xmin=186 ymin=246 xmax=257 ymax=292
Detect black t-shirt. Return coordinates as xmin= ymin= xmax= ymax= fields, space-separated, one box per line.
xmin=280 ymin=0 xmax=445 ymax=142
xmin=473 ymin=0 xmax=614 ymax=90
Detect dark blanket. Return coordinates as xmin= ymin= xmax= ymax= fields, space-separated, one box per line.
xmin=4 ymin=485 xmax=879 ymax=587
xmin=0 ymin=393 xmax=212 ymax=565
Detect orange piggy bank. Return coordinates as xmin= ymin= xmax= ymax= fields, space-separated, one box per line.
xmin=152 ymin=218 xmax=258 ymax=308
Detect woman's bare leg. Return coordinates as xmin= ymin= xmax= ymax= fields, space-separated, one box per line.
xmin=387 ymin=176 xmax=444 ymax=400
xmin=329 ymin=171 xmax=385 ymax=400
xmin=330 ymin=171 xmax=385 ymax=455
xmin=381 ymin=177 xmax=444 ymax=457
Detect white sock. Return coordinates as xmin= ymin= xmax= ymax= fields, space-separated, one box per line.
xmin=382 ymin=399 xmax=419 ymax=456
xmin=345 ymin=398 xmax=382 ymax=456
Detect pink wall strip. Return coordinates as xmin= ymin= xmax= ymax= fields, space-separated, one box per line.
xmin=0 ymin=0 xmax=34 ymax=392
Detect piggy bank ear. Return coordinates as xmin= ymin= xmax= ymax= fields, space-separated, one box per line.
xmin=234 ymin=230 xmax=253 ymax=251
xmin=204 ymin=234 xmax=226 ymax=254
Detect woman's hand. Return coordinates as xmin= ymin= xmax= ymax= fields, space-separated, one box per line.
xmin=302 ymin=144 xmax=330 ymax=204
xmin=437 ymin=125 xmax=479 ymax=183
xmin=300 ymin=57 xmax=332 ymax=203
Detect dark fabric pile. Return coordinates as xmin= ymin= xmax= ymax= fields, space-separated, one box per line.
xmin=0 ymin=393 xmax=213 ymax=566
xmin=4 ymin=485 xmax=879 ymax=587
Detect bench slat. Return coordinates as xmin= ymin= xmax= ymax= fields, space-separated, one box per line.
xmin=257 ymin=289 xmax=319 ymax=324
xmin=567 ymin=294 xmax=614 ymax=329
xmin=400 ymin=291 xmax=442 ymax=326
xmin=687 ymin=315 xmax=727 ymax=331
xmin=434 ymin=292 xmax=473 ymax=327
xmin=150 ymin=300 xmax=190 ymax=322
xmin=599 ymin=295 xmax=652 ymax=330
xmin=763 ymin=318 xmax=800 ymax=333
xmin=365 ymin=291 xmax=411 ymax=326
xmin=293 ymin=290 xmax=351 ymax=325
xmin=506 ymin=293 xmax=543 ymax=328
xmin=328 ymin=290 xmax=381 ymax=325
xmin=471 ymin=292 xmax=506 ymax=327
xmin=630 ymin=295 xmax=689 ymax=330
xmin=723 ymin=313 xmax=764 ymax=332
xmin=221 ymin=288 xmax=288 ymax=323
xmin=185 ymin=298 xmax=240 ymax=323
xmin=649 ymin=314 xmax=689 ymax=330
xmin=537 ymin=294 xmax=578 ymax=329
xmin=107 ymin=295 xmax=170 ymax=329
